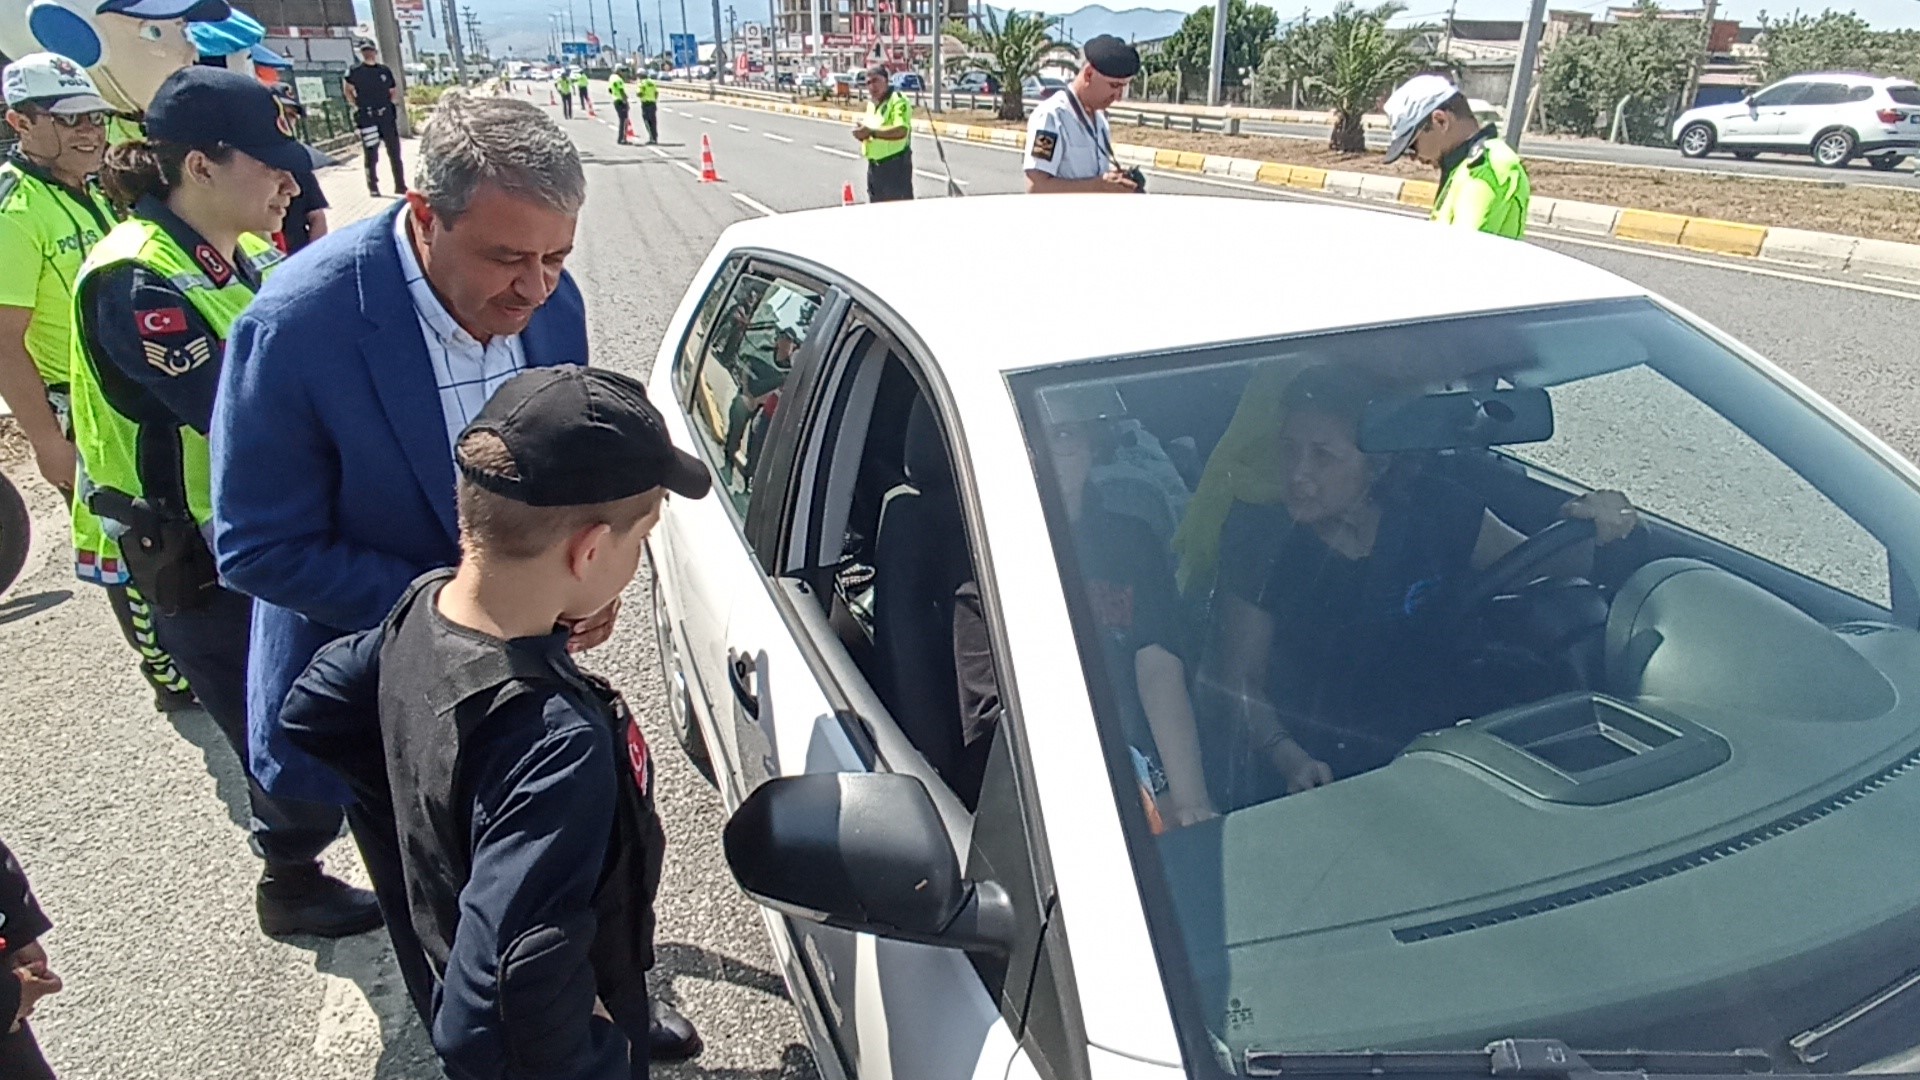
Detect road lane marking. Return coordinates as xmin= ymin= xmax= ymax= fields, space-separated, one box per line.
xmin=673 ymin=160 xmax=703 ymax=177
xmin=649 ymin=146 xmax=671 ymax=157
xmin=813 ymin=144 xmax=860 ymax=159
xmin=731 ymin=192 xmax=778 ymax=216
xmin=677 ymin=110 xmax=694 ymax=118
xmin=729 ymin=123 xmax=750 ymax=132
xmin=762 ymin=132 xmax=793 ymax=143
xmin=914 ymin=169 xmax=969 ymax=186
xmin=700 ymin=115 xmax=718 ymax=123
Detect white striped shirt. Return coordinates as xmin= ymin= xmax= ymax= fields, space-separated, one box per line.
xmin=393 ymin=209 xmax=527 ymax=450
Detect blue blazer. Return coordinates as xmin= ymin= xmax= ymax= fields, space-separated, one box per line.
xmin=211 ymin=204 xmax=588 ymax=804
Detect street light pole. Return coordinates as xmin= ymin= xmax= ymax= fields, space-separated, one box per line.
xmin=1502 ymin=0 xmax=1548 ymax=149
xmin=711 ymin=0 xmax=725 ymax=89
xmin=1205 ymin=0 xmax=1228 ymax=106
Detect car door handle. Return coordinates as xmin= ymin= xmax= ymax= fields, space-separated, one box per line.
xmin=728 ymin=649 xmax=760 ymax=718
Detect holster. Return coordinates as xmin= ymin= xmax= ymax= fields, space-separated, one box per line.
xmin=88 ymin=487 xmax=219 ymax=615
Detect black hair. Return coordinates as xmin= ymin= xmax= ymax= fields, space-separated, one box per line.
xmin=99 ymin=138 xmax=236 ymax=210
xmin=1437 ymin=92 xmax=1476 ymax=122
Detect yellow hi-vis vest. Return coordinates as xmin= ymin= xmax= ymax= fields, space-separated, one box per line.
xmin=67 ymin=217 xmax=281 ymax=584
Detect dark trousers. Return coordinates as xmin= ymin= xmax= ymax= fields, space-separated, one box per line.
xmin=561 ymin=91 xmax=574 ymax=118
xmin=579 ymin=86 xmax=590 ymax=106
xmin=105 ymin=582 xmax=190 ymax=697
xmin=357 ymin=111 xmax=406 ymax=194
xmin=867 ymin=149 xmax=915 ymax=202
xmin=614 ymin=100 xmax=631 ymax=142
xmin=148 ymin=586 xmax=344 ymax=867
xmin=641 ymin=102 xmax=658 ymax=142
xmin=0 ymin=1022 xmax=55 ymax=1079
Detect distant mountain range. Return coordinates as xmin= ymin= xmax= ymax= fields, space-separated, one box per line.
xmin=403 ymin=0 xmax=1189 ymax=63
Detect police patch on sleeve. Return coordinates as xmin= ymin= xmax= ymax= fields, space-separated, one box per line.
xmin=142 ymin=336 xmax=213 ymax=377
xmin=1031 ymin=130 xmax=1058 ymax=162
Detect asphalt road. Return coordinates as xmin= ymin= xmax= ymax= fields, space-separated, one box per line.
xmin=2 ymin=84 xmax=1919 ymax=1079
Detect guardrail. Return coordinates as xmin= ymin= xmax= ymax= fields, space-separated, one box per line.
xmin=669 ymin=81 xmax=1270 ymax=135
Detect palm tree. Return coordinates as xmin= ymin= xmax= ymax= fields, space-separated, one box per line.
xmin=948 ymin=8 xmax=1072 ymax=121
xmin=1308 ymin=2 xmax=1428 ymax=152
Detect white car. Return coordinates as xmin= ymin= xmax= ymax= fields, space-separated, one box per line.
xmin=647 ymin=196 xmax=1920 ymax=1078
xmin=1672 ymin=71 xmax=1920 ymax=169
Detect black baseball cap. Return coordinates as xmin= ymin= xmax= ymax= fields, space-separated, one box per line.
xmin=145 ymin=65 xmax=328 ymax=173
xmin=1083 ymin=35 xmax=1140 ymax=79
xmin=459 ymin=366 xmax=712 ymax=507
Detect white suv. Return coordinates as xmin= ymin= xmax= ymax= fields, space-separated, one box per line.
xmin=1672 ymin=72 xmax=1920 ymax=169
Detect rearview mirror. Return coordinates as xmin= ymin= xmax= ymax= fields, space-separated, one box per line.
xmin=722 ymin=772 xmax=1015 ymax=954
xmin=1357 ymin=387 xmax=1554 ymax=454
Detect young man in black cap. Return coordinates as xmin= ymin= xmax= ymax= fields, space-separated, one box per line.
xmin=281 ymin=365 xmax=713 ymax=1079
xmin=1023 ymin=34 xmax=1141 ymax=194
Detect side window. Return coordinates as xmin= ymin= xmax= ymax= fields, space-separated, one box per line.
xmin=1795 ymin=83 xmax=1851 ymax=106
xmin=673 ymin=258 xmax=741 ymax=400
xmin=1850 ymin=85 xmax=1875 ymax=102
xmin=686 ymin=269 xmax=823 ymax=518
xmin=1751 ymin=83 xmax=1808 ymax=107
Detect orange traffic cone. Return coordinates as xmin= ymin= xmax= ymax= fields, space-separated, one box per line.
xmin=699 ymin=135 xmax=720 ymax=182
xmin=548 ymin=85 xmax=556 ymax=105
xmin=841 ymin=182 xmax=855 ymax=206
xmin=626 ymin=117 xmax=638 ymax=141
xmin=586 ymin=94 xmax=598 ymax=117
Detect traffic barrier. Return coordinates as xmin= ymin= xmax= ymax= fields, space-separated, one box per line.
xmin=1255 ymin=162 xmax=1290 ymax=186
xmin=1226 ymin=158 xmax=1263 ymax=182
xmin=1357 ymin=174 xmax=1404 ymax=203
xmin=1323 ymin=170 xmax=1366 ymax=198
xmin=1399 ymin=179 xmax=1438 ymax=209
xmin=1285 ymin=165 xmax=1327 ymax=190
xmin=1201 ymin=155 xmax=1234 ymax=178
xmin=1677 ymin=217 xmax=1768 ymax=258
xmin=700 ymin=134 xmax=719 ymax=182
xmin=1847 ymin=238 xmax=1920 ymax=280
xmin=1526 ymin=195 xmax=1559 ymax=233
xmin=1614 ymin=209 xmax=1689 ymax=246
xmin=1173 ymin=151 xmax=1206 ymax=172
xmin=842 ymin=182 xmax=856 ymax=206
xmin=1545 ymin=199 xmax=1620 ymax=237
xmin=1757 ymin=227 xmax=1859 ymax=271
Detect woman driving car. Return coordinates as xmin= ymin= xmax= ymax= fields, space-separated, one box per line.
xmin=1200 ymin=364 xmax=1639 ymax=796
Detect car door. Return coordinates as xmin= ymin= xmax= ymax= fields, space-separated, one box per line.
xmin=1775 ymin=81 xmax=1850 ymax=144
xmin=659 ymin=259 xmax=831 ymax=798
xmin=722 ymin=304 xmax=1086 ymax=1080
xmin=1719 ymin=81 xmax=1805 ymax=142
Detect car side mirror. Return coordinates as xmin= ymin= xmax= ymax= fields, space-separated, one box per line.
xmin=722 ymin=772 xmax=1016 ymax=954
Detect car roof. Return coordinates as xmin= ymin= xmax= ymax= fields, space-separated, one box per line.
xmin=1777 ymin=71 xmax=1906 ymax=85
xmin=714 ymin=196 xmax=1648 ymax=373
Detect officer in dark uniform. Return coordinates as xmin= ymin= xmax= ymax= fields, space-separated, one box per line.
xmin=0 ymin=837 xmax=61 ymax=1080
xmin=281 ymin=366 xmax=713 ymax=1078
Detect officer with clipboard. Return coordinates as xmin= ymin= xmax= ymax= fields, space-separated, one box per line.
xmin=1022 ymin=35 xmax=1142 ymax=194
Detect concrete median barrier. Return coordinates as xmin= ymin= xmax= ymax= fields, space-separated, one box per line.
xmin=1548 ymin=200 xmax=1621 ymax=236
xmin=1848 ymin=239 xmax=1920 ymax=282
xmin=1399 ymin=180 xmax=1438 ymax=209
xmin=1357 ymin=174 xmax=1405 ymax=202
xmin=1758 ymin=228 xmax=1860 ymax=271
xmin=1324 ymin=170 xmax=1366 ymax=198
xmin=1227 ymin=158 xmax=1264 ymax=182
xmin=1678 ymin=217 xmax=1769 ymax=258
xmin=1202 ymin=155 xmax=1235 ymax=177
xmin=1614 ymin=209 xmax=1690 ymax=246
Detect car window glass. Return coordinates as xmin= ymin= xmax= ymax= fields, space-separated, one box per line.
xmin=1012 ymin=297 xmax=1920 ymax=1068
xmin=687 ymin=271 xmax=823 ymax=518
xmin=674 ymin=259 xmax=740 ymax=400
xmin=1794 ymin=83 xmax=1851 ymax=106
xmin=1750 ymin=82 xmax=1809 ymax=107
xmin=1888 ymin=85 xmax=1920 ymax=105
xmin=1849 ymin=85 xmax=1875 ymax=102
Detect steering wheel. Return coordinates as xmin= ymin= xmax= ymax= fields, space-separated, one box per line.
xmin=1452 ymin=517 xmax=1598 ymax=617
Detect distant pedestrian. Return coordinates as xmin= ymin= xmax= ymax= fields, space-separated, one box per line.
xmin=1023 ymin=35 xmax=1140 ymax=194
xmin=854 ymin=65 xmax=912 ymax=202
xmin=345 ymin=42 xmax=406 ymax=197
xmin=578 ymin=74 xmax=591 ymax=110
xmin=638 ymin=72 xmax=658 ymax=143
xmin=1382 ymin=74 xmax=1529 ymax=239
xmin=0 ymin=837 xmax=61 ymax=1080
xmin=609 ymin=69 xmax=630 ymax=143
xmin=283 ymin=366 xmax=714 ymax=1079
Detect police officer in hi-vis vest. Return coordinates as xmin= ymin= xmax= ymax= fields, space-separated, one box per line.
xmin=0 ymin=53 xmax=199 ymax=712
xmin=69 ymin=66 xmax=381 ymax=938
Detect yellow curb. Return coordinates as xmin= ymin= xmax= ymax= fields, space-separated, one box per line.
xmin=967 ymin=128 xmax=991 ymax=142
xmin=1399 ymin=179 xmax=1438 ymax=209
xmin=1256 ymin=162 xmax=1290 ymax=186
xmin=1286 ymin=165 xmax=1327 ymax=190
xmin=1614 ymin=208 xmax=1689 ymax=245
xmin=1679 ymin=217 xmax=1768 ymax=257
xmin=1173 ymin=151 xmax=1206 ymax=172
xmin=1154 ymin=149 xmax=1180 ymax=169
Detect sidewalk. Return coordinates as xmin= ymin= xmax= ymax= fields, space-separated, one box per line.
xmin=314 ymin=137 xmax=422 ymax=229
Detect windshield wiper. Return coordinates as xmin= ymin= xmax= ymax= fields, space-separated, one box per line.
xmin=1245 ymin=1039 xmax=1775 ymax=1079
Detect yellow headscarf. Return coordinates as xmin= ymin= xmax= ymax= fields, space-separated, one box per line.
xmin=1171 ymin=361 xmax=1302 ymax=597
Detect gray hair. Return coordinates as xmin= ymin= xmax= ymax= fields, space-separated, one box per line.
xmin=417 ymin=94 xmax=585 ymax=220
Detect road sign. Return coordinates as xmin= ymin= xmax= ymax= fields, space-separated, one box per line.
xmin=671 ymin=33 xmax=698 ymax=69
xmin=561 ymin=40 xmax=594 ymax=59
xmin=295 ymin=75 xmax=327 ymax=104
xmin=744 ymin=21 xmax=762 ymax=42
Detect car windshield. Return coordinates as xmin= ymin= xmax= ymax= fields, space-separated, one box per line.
xmin=1013 ymin=298 xmax=1920 ymax=1073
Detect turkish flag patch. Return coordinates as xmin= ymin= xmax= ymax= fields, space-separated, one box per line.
xmin=136 ymin=307 xmax=189 ymax=338
xmin=625 ymin=718 xmax=652 ymax=799
xmin=193 ymin=244 xmax=233 ymax=287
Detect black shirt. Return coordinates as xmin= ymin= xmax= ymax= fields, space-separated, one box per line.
xmin=1219 ymin=473 xmax=1485 ymax=778
xmin=346 ymin=63 xmax=397 ymax=117
xmin=279 ymin=170 xmax=329 ymax=254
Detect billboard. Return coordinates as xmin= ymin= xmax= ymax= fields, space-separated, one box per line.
xmin=561 ymin=39 xmax=594 ymax=59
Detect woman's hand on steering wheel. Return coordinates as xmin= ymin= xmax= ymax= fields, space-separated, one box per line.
xmin=1560 ymin=490 xmax=1639 ymax=545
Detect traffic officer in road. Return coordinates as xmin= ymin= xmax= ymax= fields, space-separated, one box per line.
xmin=609 ymin=68 xmax=631 ymax=143
xmin=853 ymin=65 xmax=913 ymax=201
xmin=282 ymin=366 xmax=716 ymax=1078
xmin=68 ymin=65 xmax=381 ymax=938
xmin=558 ymin=68 xmax=576 ymax=118
xmin=1023 ymin=35 xmax=1141 ymax=193
xmin=638 ymin=71 xmax=659 ymax=143
xmin=579 ymin=68 xmax=592 ymax=111
xmin=0 ymin=53 xmax=197 ymax=712
xmin=1381 ymin=74 xmax=1530 ymax=239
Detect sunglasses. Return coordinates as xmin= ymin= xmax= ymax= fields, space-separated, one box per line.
xmin=29 ymin=111 xmax=110 ymax=130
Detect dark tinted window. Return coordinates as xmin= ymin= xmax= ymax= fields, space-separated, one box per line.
xmin=1750 ymin=82 xmax=1809 ymax=107
xmin=1888 ymin=85 xmax=1920 ymax=105
xmin=1849 ymin=85 xmax=1874 ymax=101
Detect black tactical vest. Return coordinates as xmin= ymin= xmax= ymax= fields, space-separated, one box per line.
xmin=377 ymin=570 xmax=666 ymax=1039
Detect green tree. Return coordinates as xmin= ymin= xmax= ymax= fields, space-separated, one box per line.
xmin=1162 ymin=0 xmax=1282 ymax=97
xmin=1307 ymin=2 xmax=1428 ymax=151
xmin=1756 ymin=10 xmax=1920 ymax=83
xmin=948 ymin=8 xmax=1071 ymax=120
xmin=1252 ymin=9 xmax=1332 ymax=108
xmin=1538 ymin=1 xmax=1698 ymax=143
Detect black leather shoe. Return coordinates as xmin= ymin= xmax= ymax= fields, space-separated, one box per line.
xmin=153 ymin=686 xmax=198 ymax=714
xmin=650 ymin=999 xmax=703 ymax=1062
xmin=257 ymin=864 xmax=384 ymax=938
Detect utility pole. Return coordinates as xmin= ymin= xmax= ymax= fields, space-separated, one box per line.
xmin=608 ymin=0 xmax=620 ymax=61
xmin=371 ymin=0 xmax=413 ymax=134
xmin=1205 ymin=0 xmax=1228 ymax=106
xmin=1439 ymin=0 xmax=1456 ymax=56
xmin=442 ymin=0 xmax=467 ymax=81
xmin=1502 ymin=0 xmax=1547 ymax=149
xmin=768 ymin=0 xmax=778 ymax=86
xmin=1679 ymin=0 xmax=1718 ymax=118
xmin=930 ymin=0 xmax=942 ymax=111
xmin=711 ymin=0 xmax=726 ymax=88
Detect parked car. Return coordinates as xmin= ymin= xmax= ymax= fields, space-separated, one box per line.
xmin=796 ymin=72 xmax=821 ymax=91
xmin=1022 ymin=75 xmax=1068 ymax=99
xmin=1671 ymin=72 xmax=1920 ymax=169
xmin=949 ymin=70 xmax=999 ymax=96
xmin=649 ymin=194 xmax=1920 ymax=1078
xmin=890 ymin=71 xmax=924 ymax=92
